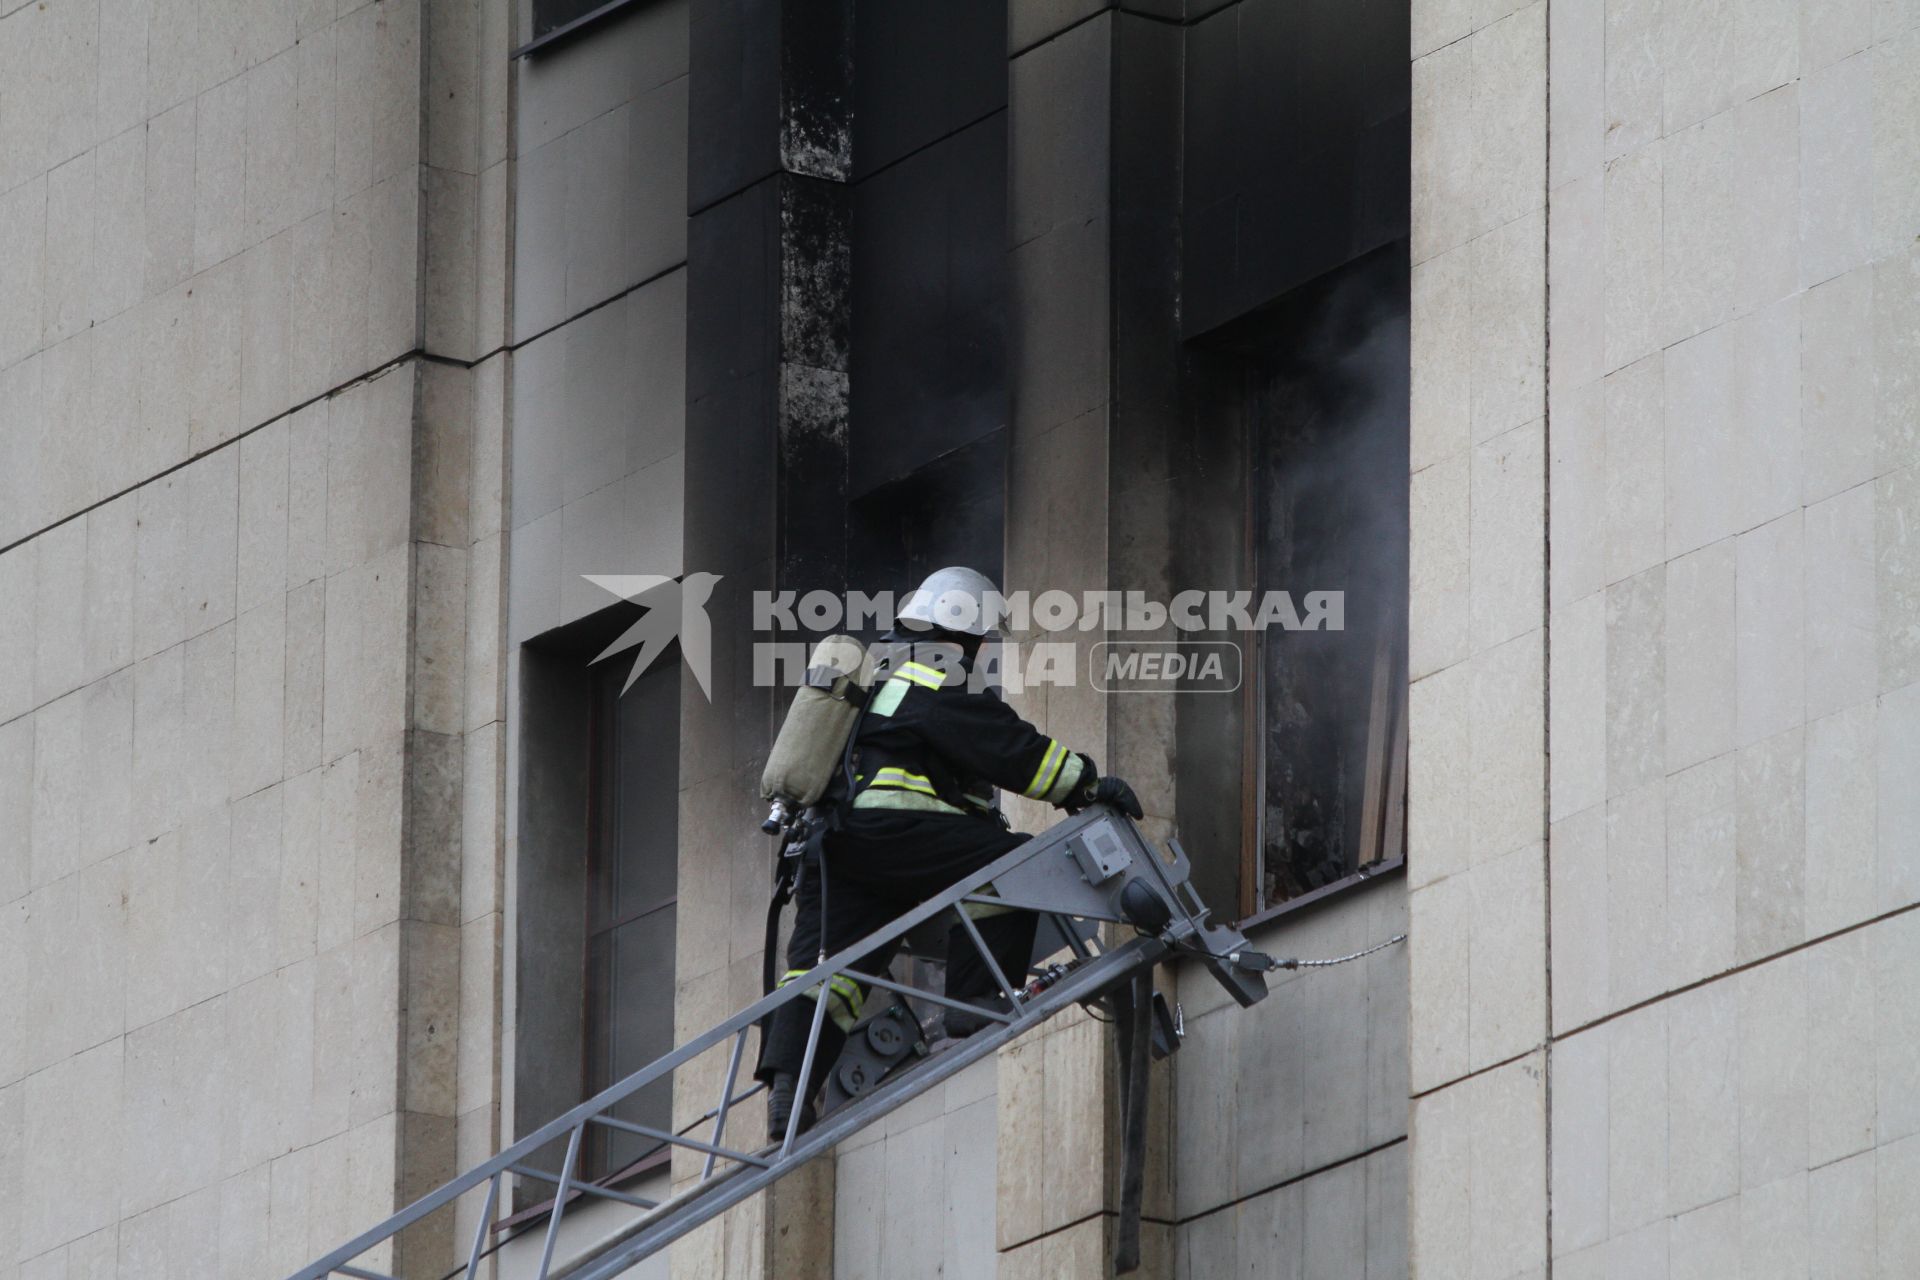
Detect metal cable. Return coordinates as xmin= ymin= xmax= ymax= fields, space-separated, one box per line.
xmin=1279 ymin=933 xmax=1407 ymax=969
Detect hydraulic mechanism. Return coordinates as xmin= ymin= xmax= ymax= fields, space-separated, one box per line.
xmin=287 ymin=804 xmax=1268 ymax=1280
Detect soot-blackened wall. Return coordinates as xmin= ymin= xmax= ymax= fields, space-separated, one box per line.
xmin=845 ymin=2 xmax=1008 ymax=602
xmin=1182 ymin=0 xmax=1410 ymax=338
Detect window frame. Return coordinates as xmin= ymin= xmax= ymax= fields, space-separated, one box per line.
xmin=1228 ymin=249 xmax=1411 ymax=926
xmin=1237 ymin=609 xmax=1409 ymax=926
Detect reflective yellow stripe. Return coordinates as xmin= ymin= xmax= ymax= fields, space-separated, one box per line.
xmin=870 ymin=766 xmax=939 ymax=796
xmin=1023 ymin=739 xmax=1066 ymax=799
xmin=897 ymin=661 xmax=948 ymax=688
xmin=778 ymin=969 xmax=864 ymax=1031
xmin=828 ymin=975 xmax=862 ymax=1016
xmin=851 ymin=789 xmax=967 ymax=815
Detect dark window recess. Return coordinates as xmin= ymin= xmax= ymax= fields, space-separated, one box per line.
xmin=1245 ymin=244 xmax=1410 ymax=910
xmin=1181 ymin=0 xmax=1410 ymax=338
xmin=581 ymin=656 xmax=680 ymax=1179
xmin=849 ymin=113 xmax=1007 ymax=499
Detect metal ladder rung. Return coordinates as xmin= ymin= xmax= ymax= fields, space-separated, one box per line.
xmin=586 ymin=1114 xmax=773 ymax=1168
xmin=285 ymin=809 xmax=1265 ymax=1280
xmin=506 ymin=1164 xmax=661 ymax=1210
xmin=565 ymin=933 xmax=1172 ymax=1280
xmin=836 ymin=967 xmax=1019 ymax=1024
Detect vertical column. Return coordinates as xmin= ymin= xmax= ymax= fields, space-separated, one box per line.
xmin=395 ymin=1 xmax=519 ymax=1270
xmin=1404 ymin=0 xmax=1550 ymax=1276
xmin=397 ymin=2 xmax=519 ymax=1270
xmin=997 ymin=7 xmax=1177 ymax=1276
xmin=678 ymin=3 xmax=851 ymax=1275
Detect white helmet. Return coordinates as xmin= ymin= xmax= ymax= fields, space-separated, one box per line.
xmin=895 ymin=566 xmax=1001 ymax=637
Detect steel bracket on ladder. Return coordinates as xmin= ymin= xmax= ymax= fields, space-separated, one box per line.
xmin=287 ymin=805 xmax=1268 ymax=1280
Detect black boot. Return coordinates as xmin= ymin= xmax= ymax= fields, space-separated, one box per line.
xmin=765 ymin=1071 xmax=816 ymax=1143
xmin=942 ymin=993 xmax=1014 ymax=1039
xmin=760 ymin=997 xmax=849 ymax=1142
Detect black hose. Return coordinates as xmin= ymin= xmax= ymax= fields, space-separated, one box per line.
xmin=815 ymin=843 xmax=830 ymax=966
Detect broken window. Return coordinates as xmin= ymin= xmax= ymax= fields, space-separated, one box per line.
xmin=1246 ymin=245 xmax=1410 ymax=910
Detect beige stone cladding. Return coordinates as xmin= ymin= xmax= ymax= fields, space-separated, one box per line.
xmin=1406 ymin=3 xmax=1551 ymax=1277
xmin=0 ymin=0 xmax=515 ymax=1275
xmin=1409 ymin=0 xmax=1920 ymax=1274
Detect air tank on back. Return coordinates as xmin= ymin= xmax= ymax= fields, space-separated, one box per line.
xmin=759 ymin=634 xmax=875 ymax=831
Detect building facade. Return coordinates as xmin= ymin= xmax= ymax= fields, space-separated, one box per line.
xmin=0 ymin=1 xmax=1912 ymax=1279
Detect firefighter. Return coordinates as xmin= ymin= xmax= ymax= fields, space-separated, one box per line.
xmin=758 ymin=567 xmax=1143 ymax=1141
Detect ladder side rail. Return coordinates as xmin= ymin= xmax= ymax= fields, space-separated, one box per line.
xmin=566 ymin=933 xmax=1173 ymax=1280
xmin=289 ymin=815 xmax=1126 ymax=1280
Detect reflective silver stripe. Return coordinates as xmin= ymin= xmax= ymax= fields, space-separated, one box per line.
xmin=1023 ymin=739 xmax=1065 ymax=799
xmin=869 ymin=766 xmax=940 ymax=796
xmin=1042 ymin=749 xmax=1088 ymax=805
xmin=868 ymin=678 xmax=909 ymax=717
xmin=897 ymin=661 xmax=947 ymax=689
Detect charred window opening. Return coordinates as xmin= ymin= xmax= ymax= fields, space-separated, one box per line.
xmin=1246 ymin=245 xmax=1410 ymax=909
xmin=1171 ymin=0 xmax=1410 ymax=917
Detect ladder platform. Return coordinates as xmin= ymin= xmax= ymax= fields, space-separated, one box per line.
xmin=288 ymin=806 xmax=1267 ymax=1280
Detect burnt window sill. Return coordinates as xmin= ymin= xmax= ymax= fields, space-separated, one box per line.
xmin=1237 ymin=856 xmax=1405 ymax=935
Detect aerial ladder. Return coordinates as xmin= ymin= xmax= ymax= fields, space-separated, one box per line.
xmin=287 ymin=805 xmax=1275 ymax=1280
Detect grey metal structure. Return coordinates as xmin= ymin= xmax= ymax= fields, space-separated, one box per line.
xmin=286 ymin=806 xmax=1268 ymax=1280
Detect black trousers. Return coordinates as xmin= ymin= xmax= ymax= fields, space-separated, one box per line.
xmin=757 ymin=811 xmax=1037 ymax=1082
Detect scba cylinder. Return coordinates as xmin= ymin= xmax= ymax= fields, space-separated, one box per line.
xmin=760 ymin=634 xmax=874 ymax=815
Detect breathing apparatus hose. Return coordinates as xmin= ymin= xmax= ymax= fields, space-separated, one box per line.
xmin=761 ymin=852 xmax=797 ymax=999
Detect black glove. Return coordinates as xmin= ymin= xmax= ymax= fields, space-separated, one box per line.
xmin=1095 ymin=776 xmax=1144 ymax=820
xmin=1067 ymin=771 xmax=1143 ymax=820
